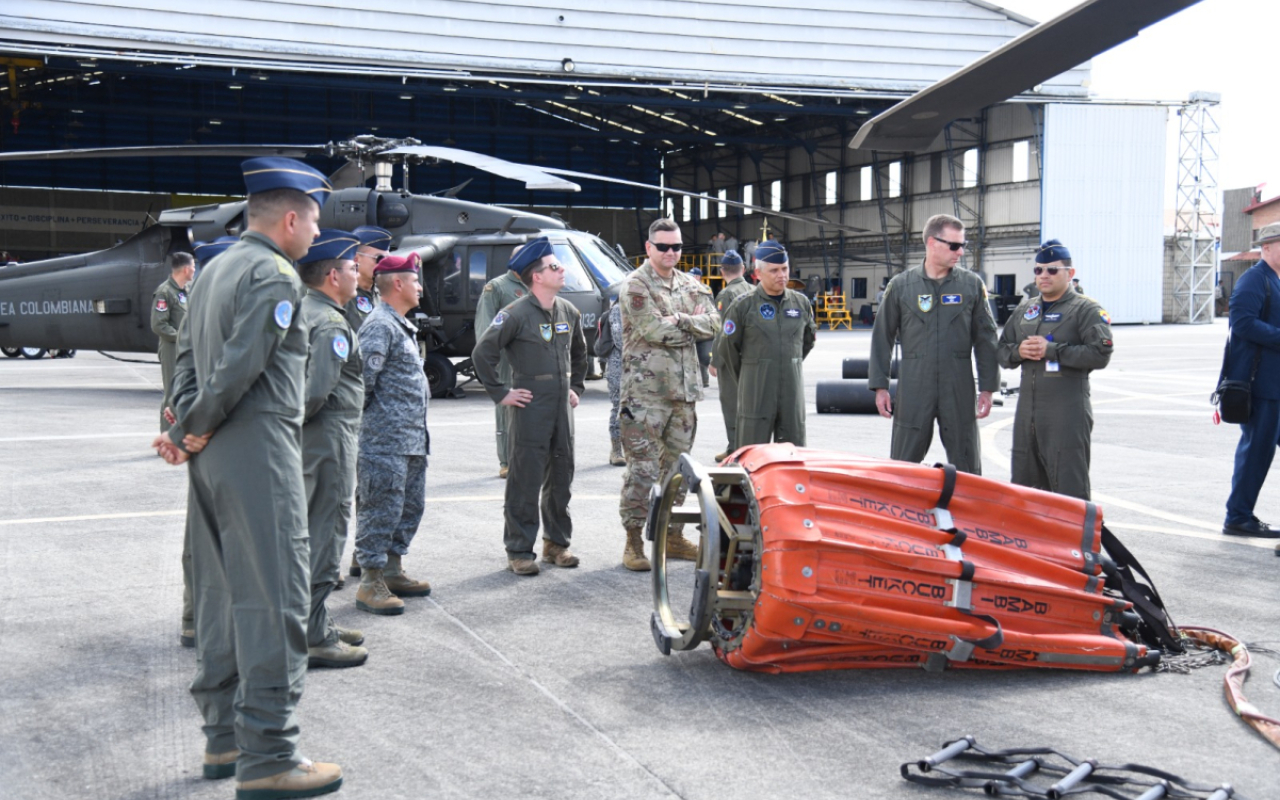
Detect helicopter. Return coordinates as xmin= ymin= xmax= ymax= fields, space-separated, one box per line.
xmin=0 ymin=136 xmax=863 ymax=396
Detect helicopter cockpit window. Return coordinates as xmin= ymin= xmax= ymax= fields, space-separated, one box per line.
xmin=442 ymin=253 xmax=463 ymax=309
xmin=469 ymin=250 xmax=488 ymax=303
xmin=549 ymin=242 xmax=594 ymax=294
xmin=570 ymin=234 xmax=631 ymax=290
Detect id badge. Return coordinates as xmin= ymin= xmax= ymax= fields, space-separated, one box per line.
xmin=1046 ymin=360 xmax=1060 ymax=373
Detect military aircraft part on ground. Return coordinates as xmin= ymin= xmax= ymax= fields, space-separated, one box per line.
xmin=842 ymin=356 xmax=899 ymax=380
xmin=816 ymin=379 xmax=894 ymax=414
xmin=850 ymin=0 xmax=1205 ymax=152
xmin=650 ymin=445 xmax=1174 ymax=675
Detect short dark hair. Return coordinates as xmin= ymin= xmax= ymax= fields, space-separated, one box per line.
xmin=300 ymin=258 xmax=343 ymax=288
xmin=519 ymin=255 xmax=554 ymax=287
xmin=648 ymin=217 xmax=680 ymax=239
xmin=167 ymin=252 xmax=194 ymax=271
xmin=246 ymin=188 xmax=314 ymax=224
xmin=922 ymin=214 xmax=964 ymax=244
xmin=721 ymin=260 xmax=745 ymax=278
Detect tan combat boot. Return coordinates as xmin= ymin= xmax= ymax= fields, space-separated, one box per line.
xmin=623 ymin=527 xmax=651 ymax=572
xmin=383 ymin=552 xmax=431 ymax=597
xmin=235 ymin=759 xmax=342 ymax=799
xmin=355 ymin=567 xmax=405 ymax=616
xmin=335 ymin=626 xmax=364 ymax=646
xmin=609 ymin=438 xmax=626 ymax=466
xmin=542 ymin=541 xmax=580 ymax=568
xmin=499 ymin=465 xmax=509 ymax=479
xmin=202 ymin=749 xmax=239 ymax=780
xmin=665 ymin=530 xmax=700 ymax=561
xmin=507 ymin=556 xmax=540 ymax=575
xmin=307 ymin=639 xmax=368 ymax=670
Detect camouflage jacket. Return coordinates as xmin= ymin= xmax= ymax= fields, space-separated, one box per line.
xmin=619 ymin=260 xmax=718 ymax=404
xmin=358 ymin=302 xmax=429 ymax=456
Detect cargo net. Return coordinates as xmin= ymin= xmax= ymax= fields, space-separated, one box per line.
xmin=649 ymin=445 xmax=1181 ymax=673
xmin=901 ymin=735 xmax=1250 ymax=799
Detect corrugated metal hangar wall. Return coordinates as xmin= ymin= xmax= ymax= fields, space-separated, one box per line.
xmin=0 ymin=1 xmax=1171 ymax=320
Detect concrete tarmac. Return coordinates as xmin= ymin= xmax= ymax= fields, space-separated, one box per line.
xmin=1 ymin=319 xmax=1277 ymax=799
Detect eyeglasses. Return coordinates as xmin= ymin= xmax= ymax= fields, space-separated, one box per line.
xmin=932 ymin=236 xmax=966 ymax=252
xmin=1033 ymin=266 xmax=1064 ymax=276
xmin=535 ymin=263 xmax=564 ymax=273
xmin=649 ymin=242 xmax=683 ymax=253
xmin=356 ymin=252 xmax=385 ymax=263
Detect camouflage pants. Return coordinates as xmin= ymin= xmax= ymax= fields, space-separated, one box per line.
xmin=618 ymin=399 xmax=696 ymax=531
xmin=355 ymin=452 xmax=426 ymax=570
xmin=606 ymin=353 xmax=622 ymax=441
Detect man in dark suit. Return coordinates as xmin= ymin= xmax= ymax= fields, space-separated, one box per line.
xmin=1223 ymin=221 xmax=1280 ymax=538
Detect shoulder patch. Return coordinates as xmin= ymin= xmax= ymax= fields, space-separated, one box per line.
xmin=356 ymin=296 xmax=373 ymax=314
xmin=491 ymin=311 xmax=507 ymax=328
xmin=155 ymin=298 xmax=168 ymax=312
xmin=1098 ymin=308 xmax=1111 ymax=325
xmin=274 ymin=300 xmax=294 ymax=329
xmin=483 ymin=283 xmax=494 ymax=293
xmin=332 ymin=333 xmax=350 ymax=360
xmin=630 ymin=293 xmax=646 ymax=310
xmin=723 ymin=319 xmax=736 ymax=336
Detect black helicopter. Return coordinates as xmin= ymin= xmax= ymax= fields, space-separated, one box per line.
xmin=0 ymin=136 xmax=863 ymax=396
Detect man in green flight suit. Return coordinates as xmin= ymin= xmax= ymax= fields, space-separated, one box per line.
xmin=997 ymin=240 xmax=1113 ymax=500
xmin=472 ymin=236 xmax=589 ymax=575
xmin=298 ymin=230 xmax=369 ymax=669
xmin=151 ymin=251 xmax=195 ymax=431
xmin=475 ymin=246 xmax=531 ymax=479
xmin=869 ymin=214 xmax=999 ymax=475
xmin=707 ymin=249 xmax=753 ymax=460
xmin=718 ymin=240 xmax=817 ymax=447
xmin=153 ymin=157 xmax=343 ymax=798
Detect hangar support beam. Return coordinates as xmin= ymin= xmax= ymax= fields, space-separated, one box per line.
xmin=1171 ymin=92 xmax=1220 ymax=325
xmin=944 ymin=113 xmax=988 ymax=278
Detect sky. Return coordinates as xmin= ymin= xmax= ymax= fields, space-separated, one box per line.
xmin=996 ymin=0 xmax=1278 ymax=203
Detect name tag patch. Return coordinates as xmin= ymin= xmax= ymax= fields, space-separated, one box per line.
xmin=760 ymin=303 xmax=776 ymax=320
xmin=554 ymin=322 xmax=570 ymax=334
xmin=784 ymin=308 xmax=801 ymax=318
xmin=273 ymin=300 xmax=293 ymax=329
xmin=941 ymin=294 xmax=962 ymax=305
xmin=1044 ymin=312 xmax=1062 ymax=322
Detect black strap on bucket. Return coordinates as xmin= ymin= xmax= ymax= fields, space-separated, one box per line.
xmin=1099 ymin=525 xmax=1184 ymax=654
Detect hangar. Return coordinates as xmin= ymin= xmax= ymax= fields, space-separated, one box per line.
xmin=0 ymin=1 xmax=1193 ymax=323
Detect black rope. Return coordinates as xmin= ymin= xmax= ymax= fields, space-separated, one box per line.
xmin=96 ymin=351 xmax=161 ymax=365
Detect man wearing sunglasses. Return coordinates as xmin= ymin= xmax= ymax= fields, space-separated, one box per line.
xmin=617 ymin=218 xmax=719 ymax=571
xmin=869 ymin=214 xmax=999 ymax=475
xmin=473 ymin=236 xmax=588 ymax=575
xmin=997 ymin=240 xmax=1113 ymax=500
xmin=475 ymin=245 xmax=533 ymax=479
xmin=344 ymin=225 xmax=392 ymax=331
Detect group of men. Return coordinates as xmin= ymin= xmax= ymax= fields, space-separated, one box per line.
xmin=148 ymin=157 xmax=434 ymax=799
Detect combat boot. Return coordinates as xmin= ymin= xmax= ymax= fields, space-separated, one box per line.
xmin=609 ymin=438 xmax=626 ymax=466
xmin=235 ymin=759 xmax=342 ymax=800
xmin=507 ymin=557 xmax=540 ymax=576
xmin=499 ymin=465 xmax=509 ymax=479
xmin=334 ymin=575 xmax=345 ymax=591
xmin=203 ymin=749 xmax=239 ymax=780
xmin=335 ymin=626 xmax=364 ymax=646
xmin=348 ymin=554 xmax=361 ymax=579
xmin=383 ymin=552 xmax=431 ymax=597
xmin=623 ymin=527 xmax=651 ymax=572
xmin=180 ymin=627 xmax=195 ymax=648
xmin=355 ymin=568 xmax=405 ymax=616
xmin=665 ymin=531 xmax=700 ymax=561
xmin=307 ymin=639 xmax=368 ymax=669
xmin=542 ymin=540 xmax=580 ymax=568
xmin=714 ymin=450 xmax=731 ymax=463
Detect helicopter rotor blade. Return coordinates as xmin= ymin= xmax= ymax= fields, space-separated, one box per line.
xmin=849 ymin=0 xmax=1203 ymax=152
xmin=328 ymin=160 xmax=372 ymax=190
xmin=537 ymin=167 xmax=868 ymax=234
xmin=382 ymin=146 xmax=581 ymax=192
xmin=0 ymin=144 xmax=319 ymax=162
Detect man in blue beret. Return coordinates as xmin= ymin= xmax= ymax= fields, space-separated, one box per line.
xmin=869 ymin=214 xmax=999 ymax=474
xmin=353 ymin=252 xmax=433 ymax=614
xmin=708 ymin=249 xmax=753 ymax=460
xmin=296 ymin=231 xmax=370 ymax=670
xmin=153 ymin=157 xmax=344 ymax=797
xmin=718 ymin=240 xmax=817 ymax=448
xmin=474 ymin=239 xmax=537 ymax=478
xmin=345 ymin=225 xmax=392 ymax=331
xmin=998 ymin=239 xmax=1114 ymax=500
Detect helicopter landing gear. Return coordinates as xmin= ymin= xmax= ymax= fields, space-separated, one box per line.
xmin=1 ymin=347 xmax=20 ymax=358
xmin=424 ymin=351 xmax=457 ymax=399
xmin=20 ymin=347 xmax=47 ymax=360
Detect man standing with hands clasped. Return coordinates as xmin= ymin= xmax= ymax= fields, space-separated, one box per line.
xmin=997 ymin=240 xmax=1113 ymax=500
xmin=472 ymin=236 xmax=588 ymax=575
xmin=869 ymin=214 xmax=998 ymax=474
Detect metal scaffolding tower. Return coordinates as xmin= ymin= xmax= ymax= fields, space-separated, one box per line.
xmin=944 ymin=114 xmax=987 ymax=278
xmin=872 ymin=151 xmax=911 ymax=279
xmin=1171 ymin=91 xmax=1221 ymax=324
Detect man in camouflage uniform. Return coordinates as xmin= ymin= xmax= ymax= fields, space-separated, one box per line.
xmin=151 ymin=251 xmax=195 ymax=431
xmin=297 ymin=231 xmax=369 ymax=669
xmin=870 ymin=214 xmax=999 ymax=475
xmin=475 ymin=250 xmax=530 ymax=478
xmin=472 ymin=237 xmax=588 ymax=575
xmin=354 ymin=252 xmax=432 ymax=616
xmin=707 ymin=249 xmax=752 ymax=460
xmin=153 ymin=158 xmax=343 ymax=796
xmin=604 ymin=298 xmax=625 ymax=466
xmin=997 ymin=240 xmax=1113 ymax=500
xmin=718 ymin=241 xmax=817 ymax=447
xmin=618 ymin=218 xmax=719 ymax=571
